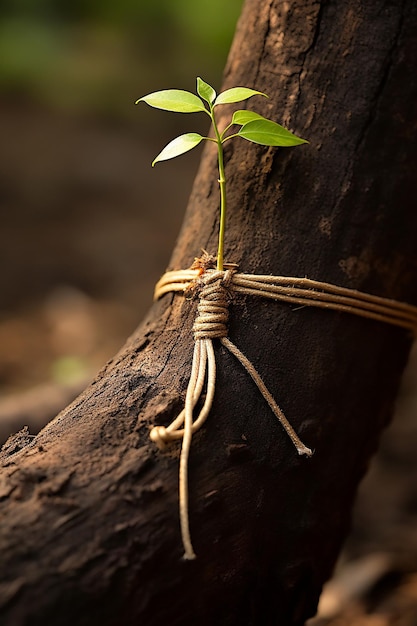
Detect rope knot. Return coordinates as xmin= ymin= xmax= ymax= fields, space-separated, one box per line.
xmin=192 ymin=270 xmax=233 ymax=340
xmin=149 ymin=425 xmax=170 ymax=450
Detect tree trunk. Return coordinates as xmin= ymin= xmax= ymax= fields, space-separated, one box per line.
xmin=1 ymin=1 xmax=417 ymax=624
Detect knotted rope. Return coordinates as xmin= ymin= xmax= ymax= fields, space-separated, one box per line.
xmin=150 ymin=270 xmax=232 ymax=560
xmin=151 ymin=262 xmax=417 ymax=560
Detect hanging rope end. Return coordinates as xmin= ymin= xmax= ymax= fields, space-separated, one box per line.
xmin=297 ymin=443 xmax=313 ymax=457
xmin=182 ymin=549 xmax=197 ymax=561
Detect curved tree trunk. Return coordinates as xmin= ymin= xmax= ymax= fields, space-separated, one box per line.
xmin=1 ymin=1 xmax=417 ymax=624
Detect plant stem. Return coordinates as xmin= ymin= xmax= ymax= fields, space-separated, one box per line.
xmin=210 ymin=106 xmax=227 ymax=271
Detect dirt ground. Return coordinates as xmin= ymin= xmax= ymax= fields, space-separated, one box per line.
xmin=1 ymin=103 xmax=417 ymax=624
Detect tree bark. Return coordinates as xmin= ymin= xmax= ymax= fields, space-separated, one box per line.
xmin=1 ymin=1 xmax=417 ymax=625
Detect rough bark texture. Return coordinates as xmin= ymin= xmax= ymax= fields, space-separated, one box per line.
xmin=1 ymin=1 xmax=417 ymax=625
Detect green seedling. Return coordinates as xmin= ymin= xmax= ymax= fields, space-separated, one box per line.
xmin=136 ymin=77 xmax=307 ymax=271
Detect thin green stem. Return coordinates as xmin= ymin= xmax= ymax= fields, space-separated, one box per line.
xmin=220 ymin=122 xmax=234 ymax=140
xmin=221 ymin=133 xmax=240 ymax=143
xmin=210 ymin=106 xmax=227 ymax=271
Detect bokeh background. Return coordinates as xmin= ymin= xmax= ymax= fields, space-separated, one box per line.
xmin=0 ymin=0 xmax=243 ymax=396
xmin=1 ymin=2 xmax=417 ymax=624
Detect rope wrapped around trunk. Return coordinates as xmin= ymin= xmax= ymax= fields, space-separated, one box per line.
xmin=151 ymin=263 xmax=417 ymax=559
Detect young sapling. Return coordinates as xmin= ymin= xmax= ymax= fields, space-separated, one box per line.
xmin=137 ymin=77 xmax=309 ymax=559
xmin=136 ymin=77 xmax=307 ymax=271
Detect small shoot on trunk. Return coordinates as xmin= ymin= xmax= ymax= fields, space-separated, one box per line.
xmin=136 ymin=77 xmax=308 ymax=271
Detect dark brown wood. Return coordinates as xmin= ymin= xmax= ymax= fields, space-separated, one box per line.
xmin=1 ymin=1 xmax=417 ymax=624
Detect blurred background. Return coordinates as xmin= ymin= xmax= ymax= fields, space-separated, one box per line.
xmin=0 ymin=0 xmax=243 ymax=399
xmin=1 ymin=2 xmax=417 ymax=624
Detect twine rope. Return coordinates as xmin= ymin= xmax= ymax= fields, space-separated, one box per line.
xmin=150 ymin=265 xmax=417 ymax=560
xmin=155 ymin=270 xmax=417 ymax=332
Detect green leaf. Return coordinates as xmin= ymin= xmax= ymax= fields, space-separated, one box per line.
xmin=136 ymin=89 xmax=206 ymax=113
xmin=197 ymin=77 xmax=216 ymax=105
xmin=214 ymin=87 xmax=267 ymax=106
xmin=237 ymin=119 xmax=308 ymax=147
xmin=232 ymin=110 xmax=269 ymax=125
xmin=152 ymin=133 xmax=204 ymax=166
